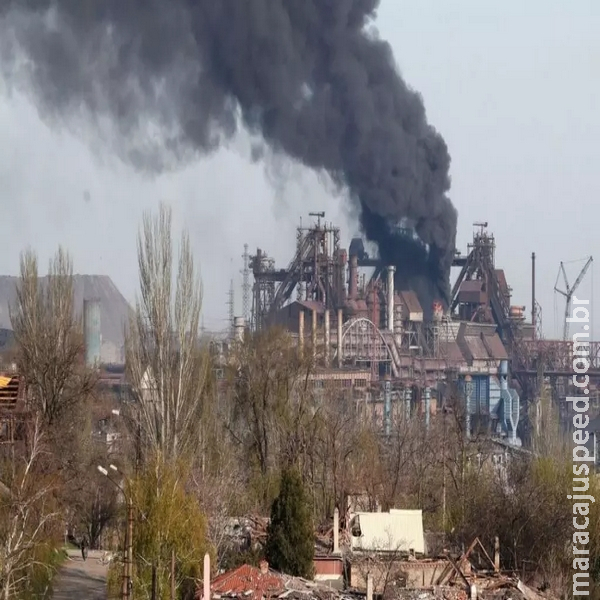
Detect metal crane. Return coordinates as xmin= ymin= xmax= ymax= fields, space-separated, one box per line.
xmin=554 ymin=256 xmax=593 ymax=340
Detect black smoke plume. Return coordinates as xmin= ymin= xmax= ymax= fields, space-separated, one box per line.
xmin=0 ymin=0 xmax=457 ymax=305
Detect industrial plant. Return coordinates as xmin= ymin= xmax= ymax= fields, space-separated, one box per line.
xmin=224 ymin=214 xmax=599 ymax=450
xmin=0 ymin=217 xmax=597 ymax=453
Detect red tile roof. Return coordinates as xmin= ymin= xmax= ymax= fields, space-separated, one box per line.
xmin=208 ymin=564 xmax=285 ymax=600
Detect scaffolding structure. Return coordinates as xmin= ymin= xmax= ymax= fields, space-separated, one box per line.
xmin=250 ymin=213 xmax=346 ymax=330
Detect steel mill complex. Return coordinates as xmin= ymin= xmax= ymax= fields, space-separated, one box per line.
xmin=217 ymin=214 xmax=599 ymax=451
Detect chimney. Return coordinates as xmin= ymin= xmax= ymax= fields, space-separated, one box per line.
xmin=298 ymin=309 xmax=305 ymax=356
xmin=387 ymin=266 xmax=395 ymax=332
xmin=337 ymin=308 xmax=343 ymax=367
xmin=259 ymin=560 xmax=269 ymax=575
xmin=333 ymin=507 xmax=340 ymax=554
xmin=324 ymin=309 xmax=330 ymax=367
xmin=349 ymin=255 xmax=358 ymax=299
xmin=366 ymin=573 xmax=373 ymax=600
xmin=234 ymin=317 xmax=245 ymax=342
xmin=203 ymin=553 xmax=210 ymax=600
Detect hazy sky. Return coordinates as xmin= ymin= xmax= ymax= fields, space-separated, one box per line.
xmin=0 ymin=1 xmax=598 ymax=338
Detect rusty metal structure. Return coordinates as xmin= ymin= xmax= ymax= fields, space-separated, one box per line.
xmin=251 ymin=212 xmax=346 ymax=330
xmin=242 ymin=216 xmax=599 ymax=449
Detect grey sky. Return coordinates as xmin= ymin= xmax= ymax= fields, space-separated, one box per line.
xmin=0 ymin=1 xmax=598 ymax=338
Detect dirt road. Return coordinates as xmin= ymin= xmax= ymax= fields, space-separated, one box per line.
xmin=53 ymin=548 xmax=109 ymax=599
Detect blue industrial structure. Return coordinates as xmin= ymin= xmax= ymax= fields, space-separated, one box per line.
xmin=383 ymin=377 xmax=391 ymax=437
xmin=459 ymin=360 xmax=520 ymax=445
xmin=83 ymin=298 xmax=102 ymax=366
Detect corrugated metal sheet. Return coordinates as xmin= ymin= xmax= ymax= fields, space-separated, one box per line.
xmin=297 ymin=300 xmax=325 ymax=313
xmin=465 ymin=337 xmax=489 ymax=360
xmin=399 ymin=291 xmax=423 ymax=320
xmin=485 ymin=334 xmax=508 ymax=360
xmin=458 ymin=280 xmax=486 ymax=304
xmin=350 ymin=509 xmax=425 ymax=554
xmin=440 ymin=341 xmax=464 ymax=362
xmin=473 ymin=376 xmax=489 ymax=414
xmin=489 ymin=376 xmax=501 ymax=417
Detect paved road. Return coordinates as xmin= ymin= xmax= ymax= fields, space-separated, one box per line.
xmin=53 ymin=549 xmax=109 ymax=599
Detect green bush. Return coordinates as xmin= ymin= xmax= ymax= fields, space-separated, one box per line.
xmin=264 ymin=467 xmax=314 ymax=578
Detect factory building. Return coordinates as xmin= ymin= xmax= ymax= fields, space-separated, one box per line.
xmin=238 ymin=214 xmax=533 ymax=445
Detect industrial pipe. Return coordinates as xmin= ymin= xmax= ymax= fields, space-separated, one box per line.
xmin=312 ymin=309 xmax=317 ymax=361
xmin=387 ymin=266 xmax=395 ymax=332
xmin=324 ymin=309 xmax=331 ymax=367
xmin=298 ymin=310 xmax=305 ymax=356
xmin=464 ymin=375 xmax=472 ymax=440
xmin=424 ymin=387 xmax=431 ymax=430
xmin=233 ymin=316 xmax=245 ymax=342
xmin=384 ymin=376 xmax=391 ymax=437
xmin=203 ymin=553 xmax=210 ymax=600
xmin=333 ymin=508 xmax=340 ymax=554
xmin=404 ymin=387 xmax=411 ymax=421
xmin=349 ymin=255 xmax=358 ymax=300
xmin=337 ymin=308 xmax=343 ymax=367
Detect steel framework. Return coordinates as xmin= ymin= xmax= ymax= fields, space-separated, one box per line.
xmin=335 ymin=317 xmax=398 ymax=377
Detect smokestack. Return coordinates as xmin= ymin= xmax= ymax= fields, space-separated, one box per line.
xmin=298 ymin=309 xmax=305 ymax=357
xmin=387 ymin=266 xmax=395 ymax=332
xmin=233 ymin=316 xmax=245 ymax=342
xmin=312 ymin=309 xmax=317 ymax=361
xmin=333 ymin=507 xmax=340 ymax=555
xmin=424 ymin=387 xmax=431 ymax=430
xmin=531 ymin=252 xmax=536 ymax=338
xmin=337 ymin=308 xmax=343 ymax=368
xmin=324 ymin=309 xmax=330 ymax=367
xmin=83 ymin=298 xmax=102 ymax=366
xmin=349 ymin=255 xmax=358 ymax=300
xmin=203 ymin=553 xmax=210 ymax=600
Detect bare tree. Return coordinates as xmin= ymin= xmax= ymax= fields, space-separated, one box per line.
xmin=125 ymin=203 xmax=209 ymax=466
xmin=0 ymin=416 xmax=58 ymax=599
xmin=227 ymin=327 xmax=320 ymax=492
xmin=313 ymin=390 xmax=362 ymax=518
xmin=10 ymin=247 xmax=96 ymax=428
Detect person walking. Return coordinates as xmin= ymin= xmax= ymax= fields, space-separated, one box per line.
xmin=81 ymin=537 xmax=88 ymax=561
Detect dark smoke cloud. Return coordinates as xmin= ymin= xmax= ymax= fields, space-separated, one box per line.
xmin=0 ymin=0 xmax=457 ymax=305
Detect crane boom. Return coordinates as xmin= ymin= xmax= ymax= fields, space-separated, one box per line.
xmin=555 ymin=257 xmax=593 ymax=340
